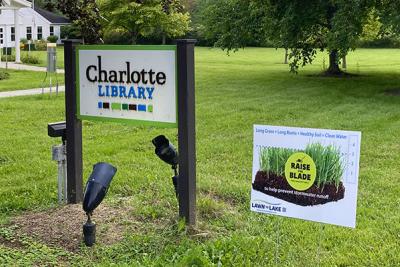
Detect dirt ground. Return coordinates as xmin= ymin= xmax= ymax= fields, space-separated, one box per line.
xmin=9 ymin=201 xmax=135 ymax=252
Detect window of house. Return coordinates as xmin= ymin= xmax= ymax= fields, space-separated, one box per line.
xmin=50 ymin=26 xmax=54 ymax=36
xmin=0 ymin=28 xmax=3 ymax=45
xmin=11 ymin=27 xmax=15 ymax=41
xmin=26 ymin=26 xmax=32 ymax=40
xmin=37 ymin=26 xmax=43 ymax=40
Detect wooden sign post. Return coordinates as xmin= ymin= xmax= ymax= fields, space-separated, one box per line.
xmin=63 ymin=39 xmax=197 ymax=225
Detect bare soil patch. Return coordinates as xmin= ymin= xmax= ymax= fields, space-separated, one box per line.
xmin=9 ymin=201 xmax=135 ymax=252
xmin=0 ymin=235 xmax=25 ymax=249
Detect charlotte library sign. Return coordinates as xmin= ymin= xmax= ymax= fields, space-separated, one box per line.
xmin=77 ymin=45 xmax=177 ymax=126
xmin=63 ymin=40 xmax=196 ymax=225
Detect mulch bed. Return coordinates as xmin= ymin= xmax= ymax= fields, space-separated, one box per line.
xmin=7 ymin=202 xmax=135 ymax=252
xmin=253 ymin=171 xmax=345 ymax=206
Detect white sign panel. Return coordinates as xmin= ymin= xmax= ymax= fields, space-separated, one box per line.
xmin=76 ymin=45 xmax=177 ymax=127
xmin=251 ymin=125 xmax=361 ymax=228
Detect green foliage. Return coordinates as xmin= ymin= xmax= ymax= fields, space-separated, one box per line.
xmin=34 ymin=39 xmax=48 ymax=51
xmin=259 ymin=143 xmax=344 ymax=188
xmin=376 ymin=1 xmax=400 ymax=35
xmin=19 ymin=38 xmax=28 ymax=45
xmin=57 ymin=0 xmax=102 ymax=44
xmin=1 ymin=54 xmax=15 ymax=61
xmin=103 ymin=29 xmax=132 ymax=44
xmin=46 ymin=35 xmax=59 ymax=43
xmin=100 ymin=0 xmax=190 ymax=44
xmin=23 ymin=44 xmax=36 ymax=51
xmin=199 ymin=0 xmax=377 ymax=74
xmin=0 ymin=70 xmax=10 ymax=80
xmin=360 ymin=10 xmax=382 ymax=42
xmin=357 ymin=37 xmax=400 ymax=48
xmin=21 ymin=54 xmax=41 ymax=65
xmin=197 ymin=0 xmax=267 ymax=49
xmin=266 ymin=0 xmax=373 ymax=74
xmin=60 ymin=24 xmax=81 ymax=39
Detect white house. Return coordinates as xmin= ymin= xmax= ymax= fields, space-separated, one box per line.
xmin=0 ymin=0 xmax=70 ymax=62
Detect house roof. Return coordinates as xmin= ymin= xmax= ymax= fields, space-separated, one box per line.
xmin=34 ymin=6 xmax=70 ymax=24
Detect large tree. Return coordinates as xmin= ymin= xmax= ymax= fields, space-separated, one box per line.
xmin=198 ymin=0 xmax=267 ymax=49
xmin=376 ymin=1 xmax=400 ymax=35
xmin=57 ymin=0 xmax=103 ymax=44
xmin=201 ymin=0 xmax=374 ymax=74
xmin=100 ymin=0 xmax=190 ymax=44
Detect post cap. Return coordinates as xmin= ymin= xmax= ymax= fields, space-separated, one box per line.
xmin=175 ymin=39 xmax=197 ymax=44
xmin=62 ymin=39 xmax=83 ymax=44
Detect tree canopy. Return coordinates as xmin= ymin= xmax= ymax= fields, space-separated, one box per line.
xmin=200 ymin=0 xmax=387 ymax=74
xmin=57 ymin=0 xmax=103 ymax=44
xmin=100 ymin=0 xmax=190 ymax=44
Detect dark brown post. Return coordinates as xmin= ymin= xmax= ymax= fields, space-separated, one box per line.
xmin=63 ymin=39 xmax=83 ymax=203
xmin=176 ymin=39 xmax=197 ymax=225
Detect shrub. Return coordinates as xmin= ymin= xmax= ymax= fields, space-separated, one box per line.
xmin=34 ymin=39 xmax=48 ymax=51
xmin=103 ymin=29 xmax=131 ymax=44
xmin=20 ymin=38 xmax=28 ymax=44
xmin=61 ymin=25 xmax=81 ymax=39
xmin=23 ymin=44 xmax=36 ymax=51
xmin=47 ymin=35 xmax=59 ymax=43
xmin=21 ymin=54 xmax=41 ymax=64
xmin=1 ymin=54 xmax=15 ymax=61
xmin=357 ymin=37 xmax=400 ymax=48
xmin=0 ymin=70 xmax=10 ymax=80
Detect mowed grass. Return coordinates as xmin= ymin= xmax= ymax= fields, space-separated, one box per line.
xmin=7 ymin=47 xmax=65 ymax=69
xmin=23 ymin=47 xmax=65 ymax=69
xmin=0 ymin=68 xmax=65 ymax=92
xmin=0 ymin=48 xmax=399 ymax=266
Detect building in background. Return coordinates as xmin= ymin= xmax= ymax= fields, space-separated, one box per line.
xmin=0 ymin=5 xmax=70 ymax=47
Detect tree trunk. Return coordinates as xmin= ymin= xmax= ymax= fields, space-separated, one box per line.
xmin=131 ymin=34 xmax=137 ymax=45
xmin=284 ymin=48 xmax=288 ymax=64
xmin=342 ymin=56 xmax=347 ymax=69
xmin=327 ymin=50 xmax=341 ymax=75
xmin=162 ymin=34 xmax=166 ymax=45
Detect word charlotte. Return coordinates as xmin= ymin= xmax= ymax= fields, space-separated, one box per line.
xmin=85 ymin=56 xmax=167 ymax=99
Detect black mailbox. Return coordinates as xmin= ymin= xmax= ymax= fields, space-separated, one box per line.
xmin=48 ymin=121 xmax=67 ymax=142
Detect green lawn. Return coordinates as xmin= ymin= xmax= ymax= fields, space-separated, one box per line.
xmin=0 ymin=69 xmax=64 ymax=92
xmin=23 ymin=47 xmax=65 ymax=69
xmin=0 ymin=48 xmax=399 ymax=266
xmin=4 ymin=47 xmax=65 ymax=69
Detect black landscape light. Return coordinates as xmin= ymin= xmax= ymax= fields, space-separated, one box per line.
xmin=82 ymin=162 xmax=117 ymax=247
xmin=152 ymin=135 xmax=179 ymax=197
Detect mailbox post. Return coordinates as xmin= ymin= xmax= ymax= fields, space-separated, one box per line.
xmin=48 ymin=122 xmax=67 ymax=203
xmin=42 ymin=43 xmax=59 ymax=95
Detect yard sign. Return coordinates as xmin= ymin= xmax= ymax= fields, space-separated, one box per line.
xmin=76 ymin=45 xmax=177 ymax=127
xmin=251 ymin=125 xmax=361 ymax=228
xmin=65 ymin=40 xmax=196 ymax=225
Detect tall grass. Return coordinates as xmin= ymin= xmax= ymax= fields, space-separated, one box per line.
xmin=259 ymin=143 xmax=344 ymax=189
xmin=259 ymin=147 xmax=296 ymax=176
xmin=305 ymin=143 xmax=344 ymax=189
